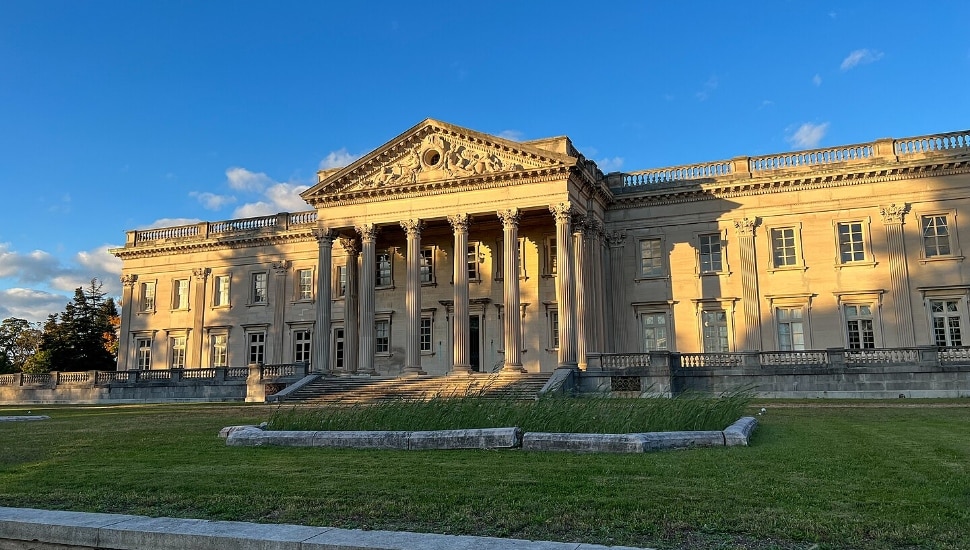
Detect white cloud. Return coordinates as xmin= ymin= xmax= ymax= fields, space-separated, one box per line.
xmin=0 ymin=288 xmax=68 ymax=324
xmin=498 ymin=130 xmax=524 ymax=142
xmin=189 ymin=191 xmax=236 ymax=210
xmin=840 ymin=49 xmax=884 ymax=71
xmin=597 ymin=157 xmax=624 ymax=172
xmin=232 ymin=201 xmax=277 ymax=219
xmin=787 ymin=122 xmax=830 ymax=149
xmin=225 ymin=167 xmax=274 ymax=191
xmin=813 ymin=74 xmax=823 ymax=86
xmin=264 ymin=183 xmax=311 ymax=212
xmin=695 ymin=75 xmax=719 ymax=101
xmin=319 ymin=149 xmax=359 ymax=170
xmin=0 ymin=244 xmax=61 ymax=283
xmin=139 ymin=218 xmax=203 ymax=229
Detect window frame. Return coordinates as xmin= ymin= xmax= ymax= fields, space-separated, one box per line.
xmin=695 ymin=230 xmax=728 ymax=275
xmin=374 ymin=314 xmax=392 ymax=356
xmin=419 ymin=310 xmax=435 ymax=355
xmin=543 ymin=302 xmax=559 ymax=351
xmin=637 ymin=237 xmax=666 ymax=279
xmin=494 ymin=237 xmax=527 ymax=280
xmin=210 ymin=332 xmax=229 ymax=367
xmin=467 ymin=241 xmax=482 ymax=283
xmin=169 ymin=334 xmax=187 ymax=369
xmin=293 ymin=328 xmax=312 ymax=365
xmin=542 ymin=236 xmax=557 ymax=278
xmin=632 ymin=302 xmax=675 ymax=352
xmin=171 ymin=278 xmax=190 ymax=310
xmin=376 ymin=249 xmax=394 ymax=289
xmin=915 ymin=209 xmax=964 ymax=263
xmin=834 ymin=291 xmax=884 ymax=349
xmin=212 ymin=274 xmax=231 ymax=308
xmin=295 ymin=267 xmax=314 ymax=302
xmin=250 ymin=271 xmax=269 ymax=305
xmin=242 ymin=324 xmax=270 ymax=366
xmin=334 ymin=265 xmax=347 ymax=298
xmin=833 ymin=217 xmax=876 ymax=268
xmin=692 ymin=299 xmax=736 ymax=353
xmin=765 ymin=222 xmax=806 ymax=271
xmin=139 ymin=281 xmax=156 ymax=313
xmin=766 ymin=294 xmax=814 ymax=351
xmin=135 ymin=336 xmax=153 ymax=370
xmin=419 ymin=246 xmax=436 ymax=286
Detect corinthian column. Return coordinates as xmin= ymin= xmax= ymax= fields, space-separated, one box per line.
xmin=118 ymin=274 xmax=138 ymax=370
xmin=498 ymin=208 xmax=526 ymax=373
xmin=573 ymin=215 xmax=590 ymax=369
xmin=880 ymin=203 xmax=915 ymax=347
xmin=606 ymin=231 xmax=628 ymax=352
xmin=734 ymin=217 xmax=762 ymax=351
xmin=339 ymin=236 xmax=360 ymax=374
xmin=271 ymin=259 xmax=290 ymax=364
xmin=191 ymin=267 xmax=209 ymax=367
xmin=448 ymin=213 xmax=472 ymax=374
xmin=356 ymin=223 xmax=378 ymax=375
xmin=313 ymin=228 xmax=336 ymax=373
xmin=401 ymin=219 xmax=426 ymax=375
xmin=550 ymin=203 xmax=577 ymax=369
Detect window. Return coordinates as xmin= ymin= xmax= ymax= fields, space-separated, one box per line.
xmin=172 ymin=279 xmax=189 ymax=310
xmin=639 ymin=239 xmax=664 ymax=277
xmin=701 ymin=310 xmax=729 ymax=352
xmin=376 ymin=250 xmax=393 ymax=287
xmin=213 ymin=275 xmax=230 ymax=307
xmin=248 ymin=332 xmax=265 ymax=364
xmin=335 ymin=266 xmax=347 ymax=297
xmin=140 ymin=282 xmax=156 ymax=312
xmin=420 ymin=247 xmax=434 ymax=284
xmin=922 ymin=215 xmax=952 ymax=258
xmin=775 ymin=307 xmax=805 ymax=351
xmin=211 ymin=334 xmax=228 ymax=367
xmin=495 ymin=238 xmax=525 ymax=280
xmin=251 ymin=272 xmax=268 ymax=304
xmin=698 ymin=234 xmax=723 ymax=273
xmin=837 ymin=221 xmax=867 ymax=263
xmin=543 ymin=236 xmax=557 ymax=276
xmin=467 ymin=243 xmax=481 ymax=281
xmin=170 ymin=336 xmax=186 ymax=368
xmin=548 ymin=309 xmax=560 ymax=349
xmin=641 ymin=313 xmax=668 ymax=351
xmin=375 ymin=319 xmax=390 ymax=354
xmin=844 ymin=305 xmax=875 ymax=349
xmin=294 ymin=329 xmax=312 ymax=364
xmin=333 ymin=327 xmax=345 ymax=370
xmin=930 ymin=300 xmax=963 ymax=347
xmin=296 ymin=269 xmax=313 ymax=301
xmin=420 ymin=316 xmax=433 ymax=353
xmin=136 ymin=338 xmax=152 ymax=370
xmin=771 ymin=228 xmax=797 ymax=267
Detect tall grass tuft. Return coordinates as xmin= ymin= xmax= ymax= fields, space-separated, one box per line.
xmin=267 ymin=390 xmax=751 ymax=433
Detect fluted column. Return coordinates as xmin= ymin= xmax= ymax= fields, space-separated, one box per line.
xmin=313 ymin=228 xmax=336 ymax=373
xmin=573 ymin=214 xmax=590 ymax=370
xmin=271 ymin=260 xmax=290 ymax=363
xmin=498 ymin=209 xmax=526 ymax=373
xmin=550 ymin=203 xmax=577 ymax=369
xmin=118 ymin=274 xmax=138 ymax=370
xmin=880 ymin=203 xmax=915 ymax=347
xmin=589 ymin=218 xmax=607 ymax=353
xmin=734 ymin=217 xmax=762 ymax=351
xmin=401 ymin=219 xmax=426 ymax=375
xmin=339 ymin=236 xmax=360 ymax=374
xmin=191 ymin=267 xmax=209 ymax=367
xmin=606 ymin=231 xmax=628 ymax=352
xmin=448 ymin=213 xmax=472 ymax=374
xmin=356 ymin=223 xmax=378 ymax=375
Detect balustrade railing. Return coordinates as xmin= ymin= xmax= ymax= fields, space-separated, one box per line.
xmin=0 ymin=374 xmax=15 ymax=386
xmin=209 ymin=214 xmax=279 ymax=234
xmin=895 ymin=131 xmax=970 ymax=156
xmin=288 ymin=211 xmax=317 ymax=225
xmin=600 ymin=353 xmax=653 ymax=370
xmin=133 ymin=211 xmax=317 ymax=245
xmin=760 ymin=351 xmax=827 ymax=366
xmin=56 ymin=371 xmax=91 ymax=384
xmin=226 ymin=367 xmax=249 ymax=379
xmin=623 ymin=161 xmax=732 ymax=186
xmin=135 ymin=224 xmax=200 ymax=243
xmin=680 ymin=353 xmax=745 ymax=368
xmin=844 ymin=348 xmax=919 ymax=364
xmin=750 ymin=144 xmax=874 ymax=172
xmin=938 ymin=346 xmax=970 ymax=364
xmin=22 ymin=373 xmax=52 ymax=385
xmin=181 ymin=368 xmax=216 ymax=379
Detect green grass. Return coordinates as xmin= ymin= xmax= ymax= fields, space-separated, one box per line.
xmin=267 ymin=392 xmax=751 ymax=433
xmin=0 ymin=401 xmax=968 ymax=549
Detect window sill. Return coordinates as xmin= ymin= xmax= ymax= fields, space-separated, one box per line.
xmin=169 ymin=308 xmax=191 ymax=313
xmin=835 ymin=261 xmax=877 ymax=270
xmin=698 ymin=271 xmax=730 ymax=277
xmin=635 ymin=275 xmax=669 ymax=282
xmin=211 ymin=305 xmax=231 ymax=310
xmin=376 ymin=285 xmax=395 ymax=291
xmin=421 ymin=282 xmax=437 ymax=288
xmin=919 ymin=255 xmax=965 ymax=264
xmin=767 ymin=265 xmax=807 ymax=273
xmin=136 ymin=310 xmax=155 ymax=315
xmin=246 ymin=302 xmax=269 ymax=307
xmin=290 ymin=299 xmax=315 ymax=305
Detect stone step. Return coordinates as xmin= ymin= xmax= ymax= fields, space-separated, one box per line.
xmin=285 ymin=373 xmax=550 ymax=404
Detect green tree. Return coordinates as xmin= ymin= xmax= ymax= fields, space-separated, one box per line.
xmin=36 ymin=279 xmax=119 ymax=372
xmin=0 ymin=317 xmax=43 ymax=373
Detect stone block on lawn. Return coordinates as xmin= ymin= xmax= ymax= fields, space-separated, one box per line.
xmin=522 ymin=432 xmax=648 ymax=453
xmin=723 ymin=416 xmax=759 ymax=446
xmin=408 ymin=427 xmax=522 ymax=450
xmin=311 ymin=430 xmax=411 ymax=450
xmin=640 ymin=431 xmax=724 ymax=451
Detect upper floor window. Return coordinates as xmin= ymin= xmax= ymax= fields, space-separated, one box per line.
xmin=467 ymin=242 xmax=481 ymax=282
xmin=922 ymin=215 xmax=952 ymax=257
xmin=213 ymin=275 xmax=230 ymax=307
xmin=420 ymin=247 xmax=435 ymax=284
xmin=335 ymin=265 xmax=347 ymax=297
xmin=170 ymin=336 xmax=186 ymax=369
xmin=136 ymin=337 xmax=152 ymax=370
xmin=639 ymin=239 xmax=664 ymax=277
xmin=296 ymin=268 xmax=313 ymax=301
xmin=251 ymin=272 xmax=268 ymax=304
xmin=698 ymin=234 xmax=723 ymax=273
xmin=140 ymin=282 xmax=156 ymax=312
xmin=495 ymin=238 xmax=525 ymax=280
xmin=771 ymin=228 xmax=797 ymax=267
xmin=172 ymin=278 xmax=189 ymax=310
xmin=548 ymin=309 xmax=560 ymax=350
xmin=542 ymin=236 xmax=557 ymax=277
xmin=376 ymin=250 xmax=393 ymax=287
xmin=838 ymin=222 xmax=866 ymax=263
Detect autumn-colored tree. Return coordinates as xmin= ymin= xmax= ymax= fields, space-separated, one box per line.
xmin=32 ymin=279 xmax=119 ymax=372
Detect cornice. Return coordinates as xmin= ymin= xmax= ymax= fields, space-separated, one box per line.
xmin=111 ymin=230 xmax=317 ymax=261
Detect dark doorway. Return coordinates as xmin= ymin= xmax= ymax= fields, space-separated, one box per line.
xmin=333 ymin=328 xmax=345 ymax=372
xmin=470 ymin=315 xmax=481 ymax=372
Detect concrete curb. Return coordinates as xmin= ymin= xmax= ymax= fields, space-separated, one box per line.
xmin=222 ymin=417 xmax=758 ymax=453
xmin=0 ymin=506 xmax=651 ymax=550
xmin=0 ymin=415 xmax=51 ymax=422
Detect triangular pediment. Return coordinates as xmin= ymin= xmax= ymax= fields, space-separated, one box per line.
xmin=301 ymin=119 xmax=577 ymax=205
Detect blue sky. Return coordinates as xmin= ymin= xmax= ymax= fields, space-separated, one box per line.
xmin=1 ymin=1 xmax=968 ymax=323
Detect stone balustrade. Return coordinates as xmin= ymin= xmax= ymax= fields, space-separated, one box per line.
xmin=619 ymin=129 xmax=969 ymax=189
xmin=127 ymin=211 xmax=317 ymax=247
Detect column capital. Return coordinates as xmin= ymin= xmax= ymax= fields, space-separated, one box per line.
xmin=339 ymin=236 xmax=360 ymax=255
xmin=549 ymin=202 xmax=574 ymax=223
xmin=585 ymin=217 xmax=604 ymax=237
xmin=605 ymin=230 xmax=627 ymax=248
xmin=880 ymin=203 xmax=908 ymax=225
xmin=733 ymin=217 xmax=757 ymax=237
xmin=192 ymin=267 xmax=210 ymax=279
xmin=121 ymin=274 xmax=138 ymax=287
xmin=272 ymin=259 xmax=291 ymax=274
xmin=447 ymin=213 xmax=470 ymax=233
xmin=400 ymin=219 xmax=424 ymax=237
xmin=497 ymin=208 xmax=521 ymax=229
xmin=355 ymin=223 xmax=379 ymax=243
xmin=313 ymin=227 xmax=338 ymax=243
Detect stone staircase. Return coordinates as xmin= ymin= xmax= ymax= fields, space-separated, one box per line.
xmin=283 ymin=372 xmax=551 ymax=404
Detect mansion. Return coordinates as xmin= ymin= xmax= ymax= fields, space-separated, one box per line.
xmin=110 ymin=120 xmax=970 ymax=376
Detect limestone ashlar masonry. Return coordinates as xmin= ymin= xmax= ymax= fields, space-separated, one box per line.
xmin=109 ymin=120 xmax=970 ymax=377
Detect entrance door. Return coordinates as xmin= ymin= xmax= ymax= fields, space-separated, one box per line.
xmin=469 ymin=315 xmax=481 ymax=372
xmin=333 ymin=328 xmax=345 ymax=372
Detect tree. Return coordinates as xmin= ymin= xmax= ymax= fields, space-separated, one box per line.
xmin=0 ymin=317 xmax=42 ymax=373
xmin=35 ymin=279 xmax=119 ymax=372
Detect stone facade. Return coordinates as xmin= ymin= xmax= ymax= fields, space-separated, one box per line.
xmin=110 ymin=120 xmax=970 ymax=376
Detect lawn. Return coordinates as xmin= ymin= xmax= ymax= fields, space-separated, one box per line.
xmin=0 ymin=400 xmax=968 ymax=550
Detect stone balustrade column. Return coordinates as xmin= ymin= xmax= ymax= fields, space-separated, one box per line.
xmin=573 ymin=214 xmax=590 ymax=370
xmin=880 ymin=203 xmax=915 ymax=347
xmin=271 ymin=260 xmax=290 ymax=364
xmin=401 ymin=219 xmax=426 ymax=375
xmin=339 ymin=237 xmax=360 ymax=374
xmin=498 ymin=209 xmax=526 ymax=373
xmin=606 ymin=231 xmax=628 ymax=352
xmin=356 ymin=223 xmax=378 ymax=375
xmin=118 ymin=274 xmax=138 ymax=370
xmin=191 ymin=267 xmax=209 ymax=367
xmin=550 ymin=203 xmax=577 ymax=369
xmin=734 ymin=217 xmax=762 ymax=351
xmin=313 ymin=228 xmax=336 ymax=373
xmin=447 ymin=213 xmax=472 ymax=374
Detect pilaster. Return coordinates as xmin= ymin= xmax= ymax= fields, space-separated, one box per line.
xmin=880 ymin=203 xmax=916 ymax=347
xmin=271 ymin=259 xmax=290 ymax=364
xmin=606 ymin=231 xmax=628 ymax=352
xmin=118 ymin=274 xmax=138 ymax=370
xmin=734 ymin=217 xmax=762 ymax=351
xmin=191 ymin=267 xmax=209 ymax=368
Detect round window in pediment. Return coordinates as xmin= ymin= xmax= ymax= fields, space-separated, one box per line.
xmin=423 ymin=148 xmax=442 ymax=167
